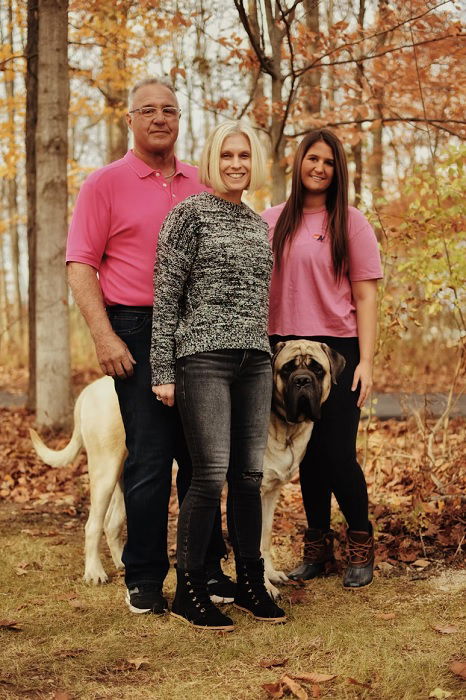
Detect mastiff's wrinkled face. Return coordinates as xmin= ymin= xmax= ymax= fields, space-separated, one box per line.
xmin=272 ymin=340 xmax=346 ymax=423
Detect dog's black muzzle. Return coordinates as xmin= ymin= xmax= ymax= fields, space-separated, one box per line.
xmin=284 ymin=370 xmax=323 ymax=423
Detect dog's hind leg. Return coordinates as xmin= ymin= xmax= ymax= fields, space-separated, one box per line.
xmin=261 ymin=485 xmax=288 ymax=599
xmin=84 ymin=449 xmax=121 ymax=584
xmin=104 ymin=478 xmax=125 ymax=571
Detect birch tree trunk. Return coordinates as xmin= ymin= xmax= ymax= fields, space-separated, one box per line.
xmin=5 ymin=0 xmax=23 ymax=342
xmin=26 ymin=0 xmax=38 ymax=410
xmin=35 ymin=0 xmax=71 ymax=428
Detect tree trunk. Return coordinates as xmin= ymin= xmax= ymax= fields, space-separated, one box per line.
xmin=35 ymin=0 xmax=71 ymax=428
xmin=26 ymin=0 xmax=38 ymax=410
xmin=351 ymin=0 xmax=365 ymax=206
xmin=302 ymin=0 xmax=321 ymax=117
xmin=5 ymin=0 xmax=23 ymax=343
xmin=369 ymin=0 xmax=389 ymax=197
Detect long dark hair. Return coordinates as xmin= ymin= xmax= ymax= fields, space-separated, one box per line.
xmin=272 ymin=129 xmax=349 ymax=280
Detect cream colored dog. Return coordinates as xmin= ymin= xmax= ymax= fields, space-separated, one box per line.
xmin=30 ymin=341 xmax=344 ymax=593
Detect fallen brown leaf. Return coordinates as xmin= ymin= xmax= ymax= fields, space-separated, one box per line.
xmin=347 ymin=677 xmax=371 ymax=689
xmin=311 ymin=686 xmax=321 ymax=698
xmin=52 ymin=692 xmax=73 ymax=700
xmin=262 ymin=681 xmax=284 ymax=698
xmin=68 ymin=599 xmax=87 ymax=610
xmin=0 ymin=620 xmax=22 ymax=631
xmin=260 ymin=658 xmax=288 ymax=668
xmin=412 ymin=558 xmax=430 ymax=568
xmin=450 ymin=660 xmax=466 ymax=680
xmin=127 ymin=657 xmax=150 ymax=670
xmin=56 ymin=648 xmax=88 ymax=659
xmin=376 ymin=612 xmax=396 ymax=620
xmin=292 ymin=672 xmax=336 ymax=683
xmin=282 ymin=674 xmax=308 ymax=700
xmin=432 ymin=624 xmax=459 ymax=634
xmin=288 ymin=589 xmax=308 ymax=605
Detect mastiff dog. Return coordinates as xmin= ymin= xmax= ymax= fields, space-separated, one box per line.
xmin=30 ymin=340 xmax=344 ymax=594
xmin=261 ymin=340 xmax=345 ymax=597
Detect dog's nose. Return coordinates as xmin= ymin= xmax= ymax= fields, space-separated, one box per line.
xmin=294 ymin=375 xmax=312 ymax=388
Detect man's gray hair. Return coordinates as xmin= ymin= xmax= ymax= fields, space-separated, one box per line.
xmin=128 ymin=78 xmax=177 ymax=109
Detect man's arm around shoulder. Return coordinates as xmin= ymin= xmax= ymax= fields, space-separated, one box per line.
xmin=67 ymin=262 xmax=136 ymax=378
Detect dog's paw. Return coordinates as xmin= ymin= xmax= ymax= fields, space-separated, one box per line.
xmin=264 ymin=578 xmax=281 ymax=600
xmin=266 ymin=568 xmax=289 ymax=585
xmin=83 ymin=567 xmax=109 ymax=585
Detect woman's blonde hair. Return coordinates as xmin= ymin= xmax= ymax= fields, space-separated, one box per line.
xmin=199 ymin=121 xmax=267 ymax=193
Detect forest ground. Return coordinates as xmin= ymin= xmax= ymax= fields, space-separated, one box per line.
xmin=0 ymin=365 xmax=465 ymax=699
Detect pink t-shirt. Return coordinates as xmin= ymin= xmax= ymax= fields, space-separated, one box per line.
xmin=66 ymin=151 xmax=207 ymax=306
xmin=262 ymin=204 xmax=382 ymax=337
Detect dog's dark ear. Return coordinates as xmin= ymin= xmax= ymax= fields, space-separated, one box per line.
xmin=271 ymin=341 xmax=287 ymax=367
xmin=320 ymin=343 xmax=346 ymax=384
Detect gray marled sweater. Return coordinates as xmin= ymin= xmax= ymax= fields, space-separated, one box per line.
xmin=150 ymin=192 xmax=273 ymax=385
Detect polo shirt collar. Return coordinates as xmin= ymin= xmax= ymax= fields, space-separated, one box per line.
xmin=124 ymin=150 xmax=189 ymax=179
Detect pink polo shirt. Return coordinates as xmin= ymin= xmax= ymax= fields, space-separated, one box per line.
xmin=262 ymin=204 xmax=382 ymax=337
xmin=66 ymin=151 xmax=207 ymax=306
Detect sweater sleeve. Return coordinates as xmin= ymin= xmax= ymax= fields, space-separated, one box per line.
xmin=150 ymin=201 xmax=198 ymax=385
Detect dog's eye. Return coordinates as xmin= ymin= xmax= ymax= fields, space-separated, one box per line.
xmin=280 ymin=361 xmax=296 ymax=375
xmin=310 ymin=361 xmax=324 ymax=376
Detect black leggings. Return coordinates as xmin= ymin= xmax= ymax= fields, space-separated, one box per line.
xmin=270 ymin=335 xmax=370 ymax=532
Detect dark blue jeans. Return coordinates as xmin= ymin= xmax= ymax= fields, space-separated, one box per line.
xmin=107 ymin=307 xmax=227 ymax=588
xmin=175 ymin=349 xmax=272 ymax=570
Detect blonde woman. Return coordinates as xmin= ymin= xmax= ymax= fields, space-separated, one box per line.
xmin=150 ymin=121 xmax=286 ymax=631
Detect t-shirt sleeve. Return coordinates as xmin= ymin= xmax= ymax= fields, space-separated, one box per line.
xmin=150 ymin=202 xmax=198 ymax=385
xmin=347 ymin=209 xmax=383 ymax=281
xmin=66 ymin=176 xmax=111 ymax=269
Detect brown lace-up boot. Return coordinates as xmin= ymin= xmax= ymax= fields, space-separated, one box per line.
xmin=288 ymin=528 xmax=337 ymax=581
xmin=343 ymin=524 xmax=375 ymax=589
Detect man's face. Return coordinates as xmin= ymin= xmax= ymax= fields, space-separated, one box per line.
xmin=126 ymin=83 xmax=180 ymax=156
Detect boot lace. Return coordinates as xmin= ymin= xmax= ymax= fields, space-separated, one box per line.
xmin=184 ymin=572 xmax=214 ymax=615
xmin=347 ymin=537 xmax=373 ymax=566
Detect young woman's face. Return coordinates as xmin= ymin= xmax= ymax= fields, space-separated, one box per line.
xmin=219 ymin=133 xmax=251 ymax=193
xmin=300 ymin=140 xmax=335 ymax=196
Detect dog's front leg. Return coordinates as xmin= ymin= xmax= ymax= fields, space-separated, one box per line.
xmin=261 ymin=485 xmax=288 ymax=599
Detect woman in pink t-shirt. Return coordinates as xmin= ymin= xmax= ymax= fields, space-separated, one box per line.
xmin=263 ymin=128 xmax=382 ymax=589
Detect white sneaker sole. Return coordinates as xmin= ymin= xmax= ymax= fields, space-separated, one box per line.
xmin=210 ymin=594 xmax=235 ymax=604
xmin=125 ymin=590 xmax=168 ymax=614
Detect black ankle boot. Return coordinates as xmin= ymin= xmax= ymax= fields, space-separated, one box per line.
xmin=343 ymin=524 xmax=375 ymax=589
xmin=288 ymin=528 xmax=337 ymax=581
xmin=234 ymin=558 xmax=286 ymax=623
xmin=171 ymin=567 xmax=235 ymax=631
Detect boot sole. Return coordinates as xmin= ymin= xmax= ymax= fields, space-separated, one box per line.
xmin=170 ymin=611 xmax=235 ymax=631
xmin=125 ymin=591 xmax=168 ymax=615
xmin=234 ymin=604 xmax=286 ymax=623
xmin=343 ymin=577 xmax=374 ymax=590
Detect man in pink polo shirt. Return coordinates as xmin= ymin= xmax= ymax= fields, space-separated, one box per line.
xmin=66 ymin=78 xmax=232 ymax=614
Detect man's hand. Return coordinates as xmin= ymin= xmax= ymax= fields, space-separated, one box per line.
xmin=95 ymin=330 xmax=136 ymax=378
xmin=152 ymin=383 xmax=175 ymax=407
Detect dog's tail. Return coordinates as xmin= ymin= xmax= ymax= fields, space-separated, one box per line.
xmin=29 ymin=389 xmax=84 ymax=468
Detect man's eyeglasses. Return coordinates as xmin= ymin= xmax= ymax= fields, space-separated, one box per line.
xmin=128 ymin=106 xmax=180 ymax=119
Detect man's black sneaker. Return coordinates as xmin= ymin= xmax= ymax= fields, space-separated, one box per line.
xmin=206 ymin=568 xmax=236 ymax=604
xmin=125 ymin=585 xmax=168 ymax=614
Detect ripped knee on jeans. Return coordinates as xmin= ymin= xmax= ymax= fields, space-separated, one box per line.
xmin=241 ymin=470 xmax=263 ymax=482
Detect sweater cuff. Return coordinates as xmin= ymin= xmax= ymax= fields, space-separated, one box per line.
xmin=151 ymin=366 xmax=176 ymax=386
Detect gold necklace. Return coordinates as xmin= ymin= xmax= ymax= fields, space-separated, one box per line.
xmin=303 ymin=211 xmax=326 ymax=242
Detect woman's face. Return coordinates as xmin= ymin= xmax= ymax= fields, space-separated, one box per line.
xmin=300 ymin=140 xmax=334 ymax=196
xmin=219 ymin=133 xmax=251 ymax=193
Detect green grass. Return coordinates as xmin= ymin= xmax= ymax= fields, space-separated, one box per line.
xmin=0 ymin=506 xmax=464 ymax=700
